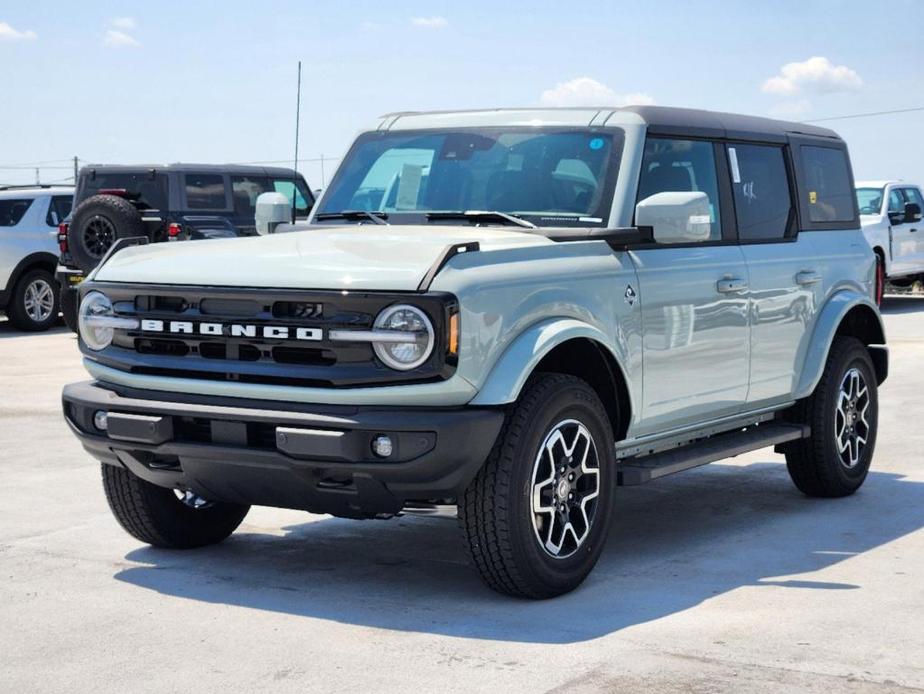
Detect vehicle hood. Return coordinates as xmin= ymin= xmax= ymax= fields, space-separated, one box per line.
xmin=92 ymin=225 xmax=552 ymax=290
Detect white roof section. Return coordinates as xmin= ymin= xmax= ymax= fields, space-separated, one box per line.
xmin=855 ymin=180 xmax=906 ymax=188
xmin=374 ymin=108 xmax=647 ymax=131
xmin=0 ymin=185 xmax=73 ymax=199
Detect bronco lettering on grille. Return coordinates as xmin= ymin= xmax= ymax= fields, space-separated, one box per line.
xmin=140 ymin=320 xmax=323 ymax=341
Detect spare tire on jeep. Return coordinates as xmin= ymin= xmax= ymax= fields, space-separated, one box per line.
xmin=67 ymin=194 xmax=145 ymax=272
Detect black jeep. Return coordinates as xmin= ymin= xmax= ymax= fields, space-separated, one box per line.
xmin=57 ymin=163 xmax=314 ymax=330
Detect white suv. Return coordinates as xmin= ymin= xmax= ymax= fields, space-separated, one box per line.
xmin=0 ymin=186 xmax=73 ymax=331
xmin=856 ymin=180 xmax=924 ymax=303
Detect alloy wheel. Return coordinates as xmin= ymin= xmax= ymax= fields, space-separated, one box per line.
xmin=530 ymin=419 xmax=601 ymax=558
xmin=835 ymin=367 xmax=870 ymax=469
xmin=82 ymin=215 xmax=117 ymax=258
xmin=23 ymin=278 xmax=55 ymax=323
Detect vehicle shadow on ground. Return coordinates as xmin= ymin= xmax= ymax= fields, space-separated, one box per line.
xmin=881 ymin=295 xmax=924 ymax=314
xmin=114 ymin=461 xmax=924 ymax=644
xmin=0 ymin=320 xmax=71 ymax=339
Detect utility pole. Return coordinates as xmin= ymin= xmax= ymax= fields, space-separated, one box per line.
xmin=73 ymin=156 xmax=79 ymax=183
xmin=320 ymin=154 xmax=325 ymax=188
xmin=35 ymin=168 xmax=40 ymax=185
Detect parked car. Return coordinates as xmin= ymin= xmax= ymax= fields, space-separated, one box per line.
xmin=0 ymin=185 xmax=73 ymax=331
xmin=855 ymin=180 xmax=924 ymax=303
xmin=57 ymin=164 xmax=315 ymax=330
xmin=62 ymin=106 xmax=886 ymax=598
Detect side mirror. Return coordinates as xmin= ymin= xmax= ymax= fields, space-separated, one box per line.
xmin=255 ymin=192 xmax=291 ymax=235
xmin=635 ymin=191 xmax=712 ymax=244
xmin=905 ymin=201 xmax=922 ymax=224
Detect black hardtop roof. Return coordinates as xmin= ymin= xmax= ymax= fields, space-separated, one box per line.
xmin=619 ymin=105 xmax=841 ymax=142
xmin=78 ymin=163 xmax=302 ymax=178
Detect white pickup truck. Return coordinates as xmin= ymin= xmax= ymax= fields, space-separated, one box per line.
xmin=856 ymin=180 xmax=924 ymax=303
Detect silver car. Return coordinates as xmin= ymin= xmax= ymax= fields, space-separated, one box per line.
xmin=0 ymin=185 xmax=72 ymax=331
xmin=62 ymin=107 xmax=886 ymax=598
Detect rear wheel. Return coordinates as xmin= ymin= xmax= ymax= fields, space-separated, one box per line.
xmin=101 ymin=464 xmax=249 ymax=548
xmin=785 ymin=337 xmax=878 ymax=497
xmin=60 ymin=284 xmax=79 ymax=333
xmin=874 ymin=254 xmax=885 ymax=306
xmin=7 ymin=268 xmax=59 ymax=331
xmin=460 ymin=373 xmax=617 ymax=598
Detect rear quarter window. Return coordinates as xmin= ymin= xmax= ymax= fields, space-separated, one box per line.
xmin=79 ymin=172 xmax=168 ymax=210
xmin=185 ymin=174 xmax=228 ymax=210
xmin=800 ymin=146 xmax=855 ymax=223
xmin=0 ymin=198 xmax=33 ymax=227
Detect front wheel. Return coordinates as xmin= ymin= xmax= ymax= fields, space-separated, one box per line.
xmin=101 ymin=464 xmax=249 ymax=548
xmin=7 ymin=269 xmax=59 ymax=331
xmin=785 ymin=337 xmax=878 ymax=497
xmin=460 ymin=373 xmax=617 ymax=599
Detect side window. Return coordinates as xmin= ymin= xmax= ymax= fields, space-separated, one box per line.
xmin=272 ymin=179 xmax=312 ymax=214
xmin=727 ymin=144 xmax=792 ymax=240
xmin=231 ymin=176 xmax=270 ymax=217
xmin=45 ymin=195 xmax=73 ymax=227
xmin=901 ymin=187 xmax=924 ymax=212
xmin=184 ymin=174 xmax=227 ymax=210
xmin=800 ymin=146 xmax=855 ymax=223
xmin=888 ymin=189 xmax=905 ymax=214
xmin=0 ymin=199 xmax=33 ymax=227
xmin=637 ymin=138 xmax=722 ymax=240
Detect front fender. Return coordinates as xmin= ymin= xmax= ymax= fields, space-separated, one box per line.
xmin=469 ymin=318 xmax=630 ymax=406
xmin=794 ymin=290 xmax=886 ymax=400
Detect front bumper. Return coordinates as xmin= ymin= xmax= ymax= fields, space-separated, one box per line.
xmin=62 ymin=381 xmax=504 ymax=518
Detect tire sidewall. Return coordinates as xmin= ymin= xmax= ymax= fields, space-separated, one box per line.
xmin=508 ymin=381 xmax=616 ymax=593
xmin=68 ymin=195 xmax=144 ymax=272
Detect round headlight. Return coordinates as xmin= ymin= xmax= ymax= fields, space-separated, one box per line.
xmin=78 ymin=291 xmax=115 ymax=351
xmin=373 ymin=304 xmax=435 ymax=371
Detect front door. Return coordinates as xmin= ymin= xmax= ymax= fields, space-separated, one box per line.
xmin=631 ymin=137 xmax=750 ymax=436
xmin=888 ymin=187 xmax=917 ymax=276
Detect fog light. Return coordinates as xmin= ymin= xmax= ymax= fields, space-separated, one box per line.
xmin=372 ymin=434 xmax=393 ymax=458
xmin=93 ymin=410 xmax=108 ymax=431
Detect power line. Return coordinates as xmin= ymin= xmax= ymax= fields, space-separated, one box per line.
xmin=804 ymin=106 xmax=924 ymax=123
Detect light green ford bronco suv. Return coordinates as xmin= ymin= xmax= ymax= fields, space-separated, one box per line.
xmin=63 ymin=106 xmax=887 ymax=598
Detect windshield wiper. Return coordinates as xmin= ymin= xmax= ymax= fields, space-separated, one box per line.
xmin=315 ymin=210 xmax=389 ymax=225
xmin=426 ymin=210 xmax=537 ymax=229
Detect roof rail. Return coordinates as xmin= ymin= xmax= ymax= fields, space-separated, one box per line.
xmin=0 ymin=184 xmax=73 ymax=191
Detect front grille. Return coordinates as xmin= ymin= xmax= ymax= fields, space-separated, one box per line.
xmin=89 ymin=283 xmax=456 ymax=388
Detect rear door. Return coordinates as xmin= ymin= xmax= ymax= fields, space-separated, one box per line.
xmin=630 ymin=136 xmax=750 ymax=435
xmin=887 ymin=186 xmax=916 ymax=276
xmin=728 ymin=142 xmax=822 ymax=405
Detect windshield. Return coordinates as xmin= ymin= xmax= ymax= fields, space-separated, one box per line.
xmin=316 ymin=128 xmax=624 ymax=227
xmin=856 ymin=187 xmax=884 ymax=216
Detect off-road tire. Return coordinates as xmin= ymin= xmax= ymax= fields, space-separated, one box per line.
xmin=7 ymin=268 xmax=59 ymax=331
xmin=785 ymin=337 xmax=878 ymax=497
xmin=68 ymin=194 xmax=145 ymax=272
xmin=101 ymin=464 xmax=249 ymax=549
xmin=60 ymin=284 xmax=79 ymax=333
xmin=460 ymin=373 xmax=617 ymax=599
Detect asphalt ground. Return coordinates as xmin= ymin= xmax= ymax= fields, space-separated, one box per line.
xmin=1 ymin=296 xmax=922 ymax=693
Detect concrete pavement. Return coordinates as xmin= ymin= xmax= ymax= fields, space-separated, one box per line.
xmin=1 ymin=297 xmax=922 ymax=692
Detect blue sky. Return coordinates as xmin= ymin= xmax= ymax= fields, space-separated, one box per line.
xmin=1 ymin=1 xmax=922 ymax=188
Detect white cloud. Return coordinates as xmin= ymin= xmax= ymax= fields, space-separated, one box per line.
xmin=0 ymin=21 xmax=37 ymax=41
xmin=410 ymin=16 xmax=448 ymax=29
xmin=762 ymin=56 xmax=862 ymax=96
xmin=540 ymin=77 xmax=655 ymax=108
xmin=103 ymin=29 xmax=140 ymax=47
xmin=110 ymin=17 xmax=136 ymax=30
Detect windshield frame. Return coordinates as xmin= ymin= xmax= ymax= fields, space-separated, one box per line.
xmin=855 ymin=186 xmax=885 ymax=216
xmin=313 ymin=126 xmax=625 ymax=228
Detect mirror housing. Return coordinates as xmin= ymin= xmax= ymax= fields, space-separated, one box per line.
xmin=905 ymin=201 xmax=922 ymax=224
xmin=255 ymin=192 xmax=292 ymax=235
xmin=635 ymin=191 xmax=712 ymax=244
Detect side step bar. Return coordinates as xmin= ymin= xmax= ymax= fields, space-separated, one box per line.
xmin=617 ymin=422 xmax=809 ymax=486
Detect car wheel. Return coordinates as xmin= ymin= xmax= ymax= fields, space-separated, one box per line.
xmin=101 ymin=464 xmax=250 ymax=549
xmin=7 ymin=268 xmax=59 ymax=331
xmin=785 ymin=337 xmax=878 ymax=497
xmin=67 ymin=194 xmax=145 ymax=272
xmin=60 ymin=284 xmax=79 ymax=333
xmin=459 ymin=373 xmax=617 ymax=598
xmin=874 ymin=255 xmax=885 ymax=306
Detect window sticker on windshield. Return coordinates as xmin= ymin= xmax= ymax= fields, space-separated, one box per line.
xmin=728 ymin=147 xmax=741 ymax=184
xmin=395 ymin=163 xmax=423 ymax=210
xmin=589 ymin=137 xmax=604 ymax=151
xmin=809 ymin=191 xmax=818 ymax=204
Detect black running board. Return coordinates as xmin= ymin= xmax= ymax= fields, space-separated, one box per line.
xmin=617 ymin=422 xmax=809 ymax=486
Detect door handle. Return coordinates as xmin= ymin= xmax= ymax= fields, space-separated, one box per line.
xmin=910 ymin=228 xmax=918 ymax=233
xmin=717 ymin=277 xmax=748 ymax=293
xmin=795 ymin=270 xmax=822 ymax=285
